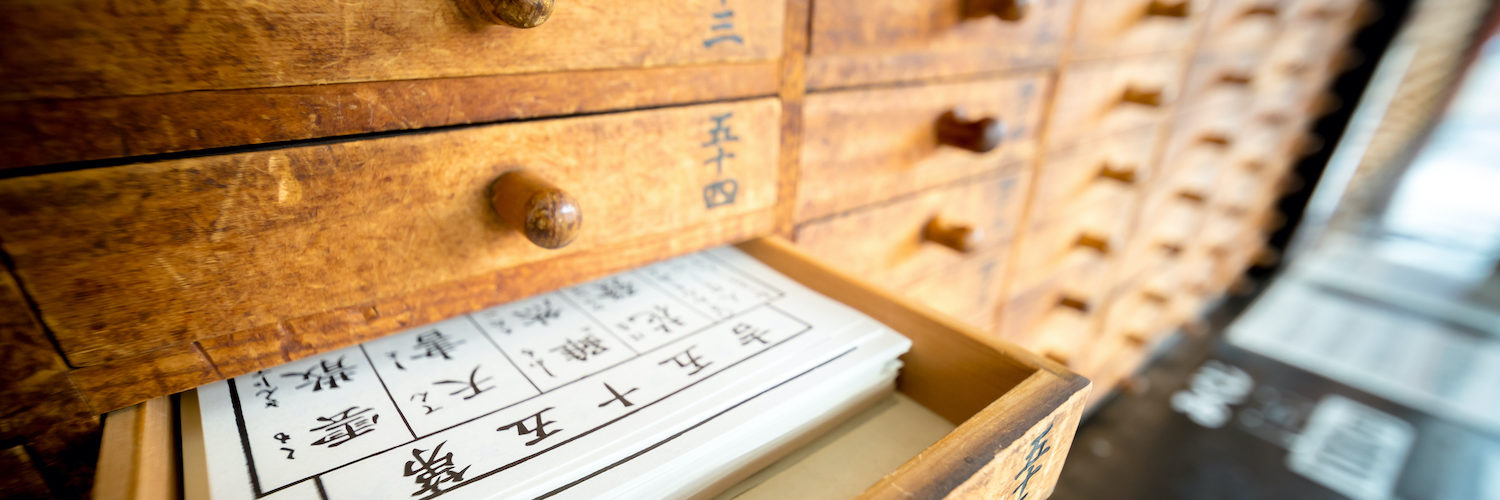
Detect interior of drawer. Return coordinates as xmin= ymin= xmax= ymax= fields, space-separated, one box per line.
xmin=93 ymin=237 xmax=1090 ymax=499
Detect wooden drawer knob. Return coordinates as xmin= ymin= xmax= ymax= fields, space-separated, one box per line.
xmin=936 ymin=110 xmax=1005 ymax=153
xmin=1058 ymin=296 xmax=1091 ymax=313
xmin=1121 ymin=86 xmax=1165 ymax=107
xmin=1219 ymin=72 xmax=1253 ymax=85
xmin=1243 ymin=3 xmax=1279 ymax=16
xmin=966 ymin=0 xmax=1031 ymax=21
xmin=1074 ymin=233 xmax=1112 ymax=254
xmin=1098 ymin=163 xmax=1138 ymax=184
xmin=1145 ymin=0 xmax=1191 ymax=18
xmin=1200 ymin=133 xmax=1231 ymax=147
xmin=457 ymin=0 xmax=554 ymax=28
xmin=490 ymin=170 xmax=581 ymax=249
xmin=923 ymin=216 xmax=983 ymax=252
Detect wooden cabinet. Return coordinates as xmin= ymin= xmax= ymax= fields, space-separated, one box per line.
xmin=0 ymin=0 xmax=1371 ymax=496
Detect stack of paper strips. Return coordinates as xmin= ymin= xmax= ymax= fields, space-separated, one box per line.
xmin=182 ymin=247 xmax=912 ymax=499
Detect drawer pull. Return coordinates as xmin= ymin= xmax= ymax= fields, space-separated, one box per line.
xmin=1144 ymin=0 xmax=1191 ymax=18
xmin=1057 ymin=296 xmax=1091 ymax=313
xmin=1177 ymin=190 xmax=1207 ymax=204
xmin=1142 ymin=290 xmax=1170 ymax=304
xmin=922 ymin=216 xmax=983 ymax=253
xmin=490 ymin=170 xmax=582 ymax=249
xmin=936 ymin=110 xmax=1005 ymax=153
xmin=966 ymin=0 xmax=1031 ymax=21
xmin=1120 ymin=86 xmax=1165 ymax=108
xmin=1199 ymin=133 xmax=1231 ymax=147
xmin=1098 ymin=163 xmax=1138 ymax=184
xmin=1242 ymin=4 xmax=1279 ymax=16
xmin=1158 ymin=242 xmax=1183 ymax=255
xmin=457 ymin=0 xmax=555 ymax=28
xmin=1074 ymin=233 xmax=1112 ymax=254
xmin=1218 ymin=72 xmax=1253 ymax=86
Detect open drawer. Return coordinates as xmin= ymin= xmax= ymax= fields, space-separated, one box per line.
xmin=92 ymin=237 xmax=1089 ymax=499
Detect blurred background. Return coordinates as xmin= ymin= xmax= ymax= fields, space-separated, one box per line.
xmin=1055 ymin=1 xmax=1500 ymax=498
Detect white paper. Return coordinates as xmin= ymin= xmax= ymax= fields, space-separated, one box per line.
xmin=193 ymin=247 xmax=909 ymax=500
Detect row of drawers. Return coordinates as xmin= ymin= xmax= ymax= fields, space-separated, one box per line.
xmin=1 ymin=0 xmax=1366 ymax=170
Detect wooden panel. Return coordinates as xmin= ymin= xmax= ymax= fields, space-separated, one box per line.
xmin=732 ymin=238 xmax=1089 ymax=500
xmin=793 ymin=173 xmax=1029 ymax=292
xmin=0 ymin=99 xmax=781 ymax=370
xmin=1070 ymin=0 xmax=1208 ymax=59
xmin=1048 ymin=57 xmax=1185 ymax=148
xmin=1177 ymin=52 xmax=1262 ymax=113
xmin=1008 ymin=194 xmax=1134 ymax=294
xmin=1201 ymin=0 xmax=1284 ymax=52
xmin=901 ymin=249 xmax=1009 ymax=332
xmin=1026 ymin=124 xmax=1161 ymax=225
xmin=797 ymin=73 xmax=1049 ymax=222
xmin=806 ymin=0 xmax=1075 ymax=89
xmin=0 ymin=63 xmax=778 ymax=169
xmin=0 ymin=0 xmax=784 ymax=100
xmin=93 ymin=397 xmax=176 ymax=500
xmin=996 ymin=277 xmax=1104 ymax=368
xmin=0 ymin=270 xmax=101 ymax=498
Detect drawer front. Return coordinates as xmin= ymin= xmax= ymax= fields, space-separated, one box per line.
xmin=793 ymin=173 xmax=1028 ymax=292
xmin=798 ymin=73 xmax=1048 ymax=222
xmin=806 ymin=0 xmax=1076 ymax=89
xmin=902 ymin=249 xmax=1009 ymax=331
xmin=1027 ymin=125 xmax=1160 ymax=225
xmin=1 ymin=0 xmax=784 ymax=100
xmin=1049 ymin=57 xmax=1184 ymax=147
xmin=1009 ymin=196 xmax=1134 ymax=294
xmin=0 ymin=98 xmax=781 ymax=368
xmin=1178 ymin=52 xmax=1262 ymax=113
xmin=1071 ymin=0 xmax=1208 ymax=59
xmin=997 ymin=277 xmax=1103 ymax=367
xmin=1201 ymin=0 xmax=1283 ymax=52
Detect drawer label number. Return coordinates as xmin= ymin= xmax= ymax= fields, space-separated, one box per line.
xmin=701 ymin=112 xmax=740 ymax=209
xmin=1012 ymin=421 xmax=1054 ymax=500
xmin=702 ymin=0 xmax=744 ymax=48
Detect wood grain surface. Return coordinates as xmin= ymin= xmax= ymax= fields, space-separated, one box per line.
xmin=797 ymin=73 xmax=1048 ymax=222
xmin=806 ymin=0 xmax=1074 ymax=89
xmin=0 ymin=99 xmax=780 ymax=403
xmin=0 ymin=0 xmax=783 ymax=100
xmin=0 ymin=63 xmax=778 ymax=169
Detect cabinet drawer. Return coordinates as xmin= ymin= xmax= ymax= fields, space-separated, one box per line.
xmin=793 ymin=174 xmax=1028 ymax=293
xmin=1 ymin=0 xmax=783 ymax=101
xmin=1071 ymin=0 xmax=1208 ymax=59
xmin=1049 ymin=58 xmax=1184 ymax=147
xmin=798 ymin=73 xmax=1048 ymax=221
xmin=903 ymin=249 xmax=1009 ymax=332
xmin=997 ymin=277 xmax=1104 ymax=368
xmin=1028 ymin=124 xmax=1159 ymax=225
xmin=806 ymin=0 xmax=1076 ymax=89
xmin=1009 ymin=198 xmax=1131 ymax=295
xmin=96 ymin=237 xmax=1092 ymax=500
xmin=1178 ymin=52 xmax=1261 ymax=113
xmin=1201 ymin=0 xmax=1283 ymax=52
xmin=0 ymin=99 xmax=780 ymax=409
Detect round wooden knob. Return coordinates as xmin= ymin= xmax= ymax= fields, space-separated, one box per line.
xmin=1145 ymin=0 xmax=1191 ymax=17
xmin=457 ymin=0 xmax=554 ymax=28
xmin=1098 ymin=163 xmax=1137 ymax=184
xmin=1074 ymin=233 xmax=1112 ymax=254
xmin=1057 ymin=296 xmax=1091 ymax=313
xmin=1243 ymin=3 xmax=1279 ymax=16
xmin=490 ymin=170 xmax=581 ymax=249
xmin=936 ymin=110 xmax=1005 ymax=153
xmin=922 ymin=217 xmax=983 ymax=252
xmin=1200 ymin=132 xmax=1232 ymax=147
xmin=967 ymin=0 xmax=1031 ymax=21
xmin=1219 ymin=72 xmax=1253 ymax=85
xmin=1121 ymin=86 xmax=1165 ymax=107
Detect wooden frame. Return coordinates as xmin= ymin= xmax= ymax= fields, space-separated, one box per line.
xmin=95 ymin=237 xmax=1089 ymax=499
